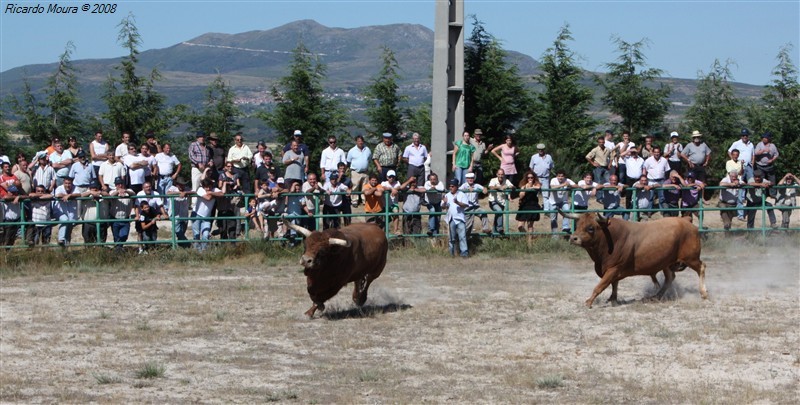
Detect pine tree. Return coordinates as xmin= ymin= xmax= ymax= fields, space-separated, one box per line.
xmin=189 ymin=74 xmax=242 ymax=147
xmin=685 ymin=59 xmax=741 ymax=176
xmin=521 ymin=24 xmax=596 ymax=177
xmin=364 ymin=46 xmax=406 ymax=137
xmin=45 ymin=41 xmax=84 ymax=143
xmin=7 ymin=78 xmax=50 ymax=147
xmin=596 ymin=37 xmax=671 ymax=135
xmin=258 ymin=42 xmax=349 ymax=172
xmin=760 ymin=44 xmax=800 ymax=175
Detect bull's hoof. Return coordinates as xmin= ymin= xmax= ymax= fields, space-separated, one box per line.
xmin=584 ymin=299 xmax=594 ymax=308
xmin=608 ymin=298 xmax=621 ymax=306
xmin=305 ymin=303 xmax=324 ymax=318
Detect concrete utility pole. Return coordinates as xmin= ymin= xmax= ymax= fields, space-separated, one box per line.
xmin=431 ymin=0 xmax=464 ymax=183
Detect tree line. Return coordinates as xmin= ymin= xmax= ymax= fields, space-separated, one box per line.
xmin=2 ymin=14 xmax=798 ymax=181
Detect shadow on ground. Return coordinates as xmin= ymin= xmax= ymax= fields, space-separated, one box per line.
xmin=322 ymin=303 xmax=413 ymax=320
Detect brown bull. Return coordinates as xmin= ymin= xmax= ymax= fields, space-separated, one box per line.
xmin=284 ymin=219 xmax=388 ymax=317
xmin=562 ymin=211 xmax=708 ymax=308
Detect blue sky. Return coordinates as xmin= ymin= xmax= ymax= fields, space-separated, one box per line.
xmin=1 ymin=0 xmax=798 ymax=85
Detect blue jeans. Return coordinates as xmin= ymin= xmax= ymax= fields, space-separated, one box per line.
xmin=57 ymin=214 xmax=74 ymax=244
xmin=593 ymin=167 xmax=609 ymax=202
xmin=448 ymin=220 xmax=468 ymax=257
xmin=112 ymin=221 xmax=130 ymax=248
xmin=454 ymin=167 xmax=469 ymax=186
xmin=174 ymin=220 xmax=188 ymax=246
xmin=192 ymin=218 xmax=212 ymax=251
xmin=157 ymin=175 xmax=173 ymax=196
xmin=426 ymin=203 xmax=441 ymax=234
xmin=550 ymin=201 xmax=571 ymax=231
xmin=489 ymin=201 xmax=505 ymax=233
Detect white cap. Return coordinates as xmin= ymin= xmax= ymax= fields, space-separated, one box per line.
xmin=465 ymin=172 xmax=476 ymax=178
xmin=386 ymin=170 xmax=397 ymax=177
xmin=293 ymin=130 xmax=302 ymax=136
xmin=670 ymin=131 xmax=679 ymax=138
xmin=277 ymin=177 xmax=285 ymax=183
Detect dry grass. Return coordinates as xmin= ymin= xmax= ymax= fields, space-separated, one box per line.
xmin=0 ymin=240 xmax=798 ymax=403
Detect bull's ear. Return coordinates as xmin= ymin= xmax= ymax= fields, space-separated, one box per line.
xmin=596 ymin=213 xmax=608 ymax=225
xmin=328 ymin=238 xmax=351 ymax=247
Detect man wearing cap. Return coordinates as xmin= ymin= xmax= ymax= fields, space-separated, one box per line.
xmin=154 ymin=143 xmax=182 ymax=196
xmin=373 ymin=132 xmax=402 ymax=183
xmin=346 ymin=135 xmax=371 ymax=207
xmin=681 ymin=131 xmax=712 ymax=183
xmin=458 ymin=172 xmax=490 ymax=234
xmin=664 ymin=131 xmax=684 ymax=173
xmin=680 ymin=171 xmax=705 ymax=224
xmin=188 ymin=131 xmax=211 ymax=195
xmin=207 ymin=133 xmax=225 ymax=179
xmin=166 ymin=177 xmax=193 ymax=247
xmin=282 ymin=130 xmax=310 ymax=180
xmin=443 ymin=178 xmax=470 ymax=258
xmin=402 ymin=133 xmax=428 ymax=187
xmin=754 ymin=132 xmax=779 ymax=197
xmin=53 ymin=176 xmax=81 ymax=246
xmin=470 ymin=129 xmax=492 ymax=184
xmin=31 ymin=152 xmax=56 ymax=193
xmin=728 ymin=129 xmax=755 ymax=183
xmin=379 ymin=170 xmax=405 ymax=234
xmin=80 ymin=181 xmax=109 ymax=244
xmin=68 ymin=150 xmax=96 ymax=193
xmin=529 ymin=143 xmax=554 ymax=214
xmin=320 ymin=135 xmax=347 ymax=183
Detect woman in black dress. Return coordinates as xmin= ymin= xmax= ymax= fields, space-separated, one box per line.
xmin=515 ymin=170 xmax=541 ymax=233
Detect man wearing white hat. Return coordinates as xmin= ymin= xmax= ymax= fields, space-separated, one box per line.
xmin=664 ymin=131 xmax=684 ymax=173
xmin=680 ymin=130 xmax=712 ymax=183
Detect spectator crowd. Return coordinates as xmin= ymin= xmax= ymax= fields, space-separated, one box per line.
xmin=0 ymin=127 xmax=797 ymax=253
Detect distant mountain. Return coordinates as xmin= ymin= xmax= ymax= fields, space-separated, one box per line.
xmin=0 ymin=19 xmax=762 ymax=118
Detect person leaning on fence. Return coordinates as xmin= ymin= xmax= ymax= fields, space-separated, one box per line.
xmin=27 ymin=184 xmax=54 ymax=246
xmin=487 ymin=168 xmax=515 ymax=235
xmin=443 ymin=178 xmax=470 ymax=258
xmin=301 ymin=173 xmax=324 ymax=231
xmin=680 ymin=171 xmax=705 ymax=224
xmin=775 ymin=173 xmax=798 ymax=229
xmin=401 ymin=176 xmax=426 ymax=235
xmin=346 ymin=135 xmax=372 ymax=207
xmin=135 ymin=200 xmax=159 ymax=254
xmin=598 ymin=174 xmax=626 ymax=220
xmin=373 ymin=132 xmax=403 ymax=183
xmin=745 ymin=170 xmax=778 ymax=229
xmin=0 ymin=185 xmax=22 ymax=248
xmin=459 ymin=172 xmax=490 ymax=234
xmin=193 ymin=178 xmax=224 ymax=252
xmin=548 ymin=170 xmax=576 ymax=234
xmin=284 ymin=181 xmax=308 ymax=246
xmin=362 ymin=174 xmax=385 ymax=228
xmin=322 ymin=173 xmax=350 ymax=230
xmin=53 ymin=176 xmax=81 ymax=247
xmin=515 ymin=170 xmax=542 ymax=234
xmin=424 ymin=173 xmax=445 ymax=236
xmin=379 ymin=170 xmax=405 ymax=234
xmin=166 ymin=177 xmax=192 ymax=247
xmin=573 ymin=173 xmax=597 ymax=212
xmin=633 ymin=175 xmax=655 ymax=221
xmin=718 ymin=170 xmax=742 ymax=231
xmin=661 ymin=171 xmax=683 ymax=217
xmin=109 ymin=177 xmax=136 ymax=252
xmin=81 ymin=181 xmax=109 ymax=245
xmin=754 ymin=132 xmax=779 ymax=198
xmin=335 ymin=162 xmax=354 ymax=226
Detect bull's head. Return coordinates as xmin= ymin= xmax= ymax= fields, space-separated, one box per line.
xmin=283 ymin=218 xmax=351 ymax=270
xmin=560 ymin=210 xmax=608 ymax=249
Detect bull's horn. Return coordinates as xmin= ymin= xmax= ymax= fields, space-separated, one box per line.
xmin=559 ymin=209 xmax=581 ymax=220
xmin=328 ymin=238 xmax=351 ymax=247
xmin=596 ymin=212 xmax=608 ymax=225
xmin=282 ymin=216 xmax=312 ymax=238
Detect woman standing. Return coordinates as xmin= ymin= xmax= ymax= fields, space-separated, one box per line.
xmin=515 ymin=170 xmax=541 ymax=236
xmin=492 ymin=135 xmax=519 ymax=185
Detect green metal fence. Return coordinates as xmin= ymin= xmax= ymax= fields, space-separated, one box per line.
xmin=0 ymin=184 xmax=797 ymax=251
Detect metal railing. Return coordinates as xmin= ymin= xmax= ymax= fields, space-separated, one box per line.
xmin=0 ymin=184 xmax=797 ymax=251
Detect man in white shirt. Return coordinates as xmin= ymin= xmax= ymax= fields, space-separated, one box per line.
xmin=643 ymin=146 xmax=670 ymax=212
xmin=193 ymin=178 xmax=224 ymax=251
xmin=664 ymin=131 xmax=684 ymax=173
xmin=424 ymin=173 xmax=445 ymax=236
xmin=114 ymin=132 xmax=131 ymax=158
xmin=402 ymin=133 xmax=428 ymax=187
xmin=154 ymin=143 xmax=182 ymax=195
xmin=122 ymin=145 xmax=150 ymax=193
xmin=319 ymin=135 xmax=347 ymax=182
xmin=49 ymin=141 xmax=73 ymax=187
xmin=166 ymin=177 xmax=192 ymax=247
xmin=728 ymin=129 xmax=755 ymax=183
xmin=442 ymin=178 xmax=470 ymax=258
xmin=549 ymin=170 xmax=577 ymax=234
xmin=529 ymin=143 xmax=554 ymax=214
xmin=458 ymin=172 xmax=489 ymax=234
xmin=227 ymin=133 xmax=253 ymax=194
xmin=321 ymin=173 xmax=350 ymax=230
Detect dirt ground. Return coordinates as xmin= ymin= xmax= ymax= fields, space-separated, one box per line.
xmin=1 ymin=239 xmax=798 ymax=403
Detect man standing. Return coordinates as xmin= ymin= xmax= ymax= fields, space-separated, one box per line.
xmin=728 ymin=129 xmax=755 ymax=183
xmin=529 ymin=143 xmax=554 ymax=217
xmin=68 ymin=150 xmax=95 ymax=193
xmin=346 ymin=135 xmax=371 ymax=207
xmin=585 ymin=135 xmax=612 ymax=186
xmin=664 ymin=131 xmax=684 ymax=173
xmin=227 ymin=133 xmax=253 ymax=194
xmin=49 ymin=141 xmax=73 ymax=187
xmin=402 ymin=133 xmax=428 ymax=187
xmin=154 ymin=143 xmax=182 ymax=196
xmin=109 ymin=177 xmax=136 ymax=252
xmin=459 ymin=172 xmax=489 ymax=234
xmin=114 ymin=132 xmax=131 ymax=159
xmin=144 ymin=132 xmax=161 ymax=155
xmin=208 ymin=133 xmax=226 ymax=180
xmin=282 ymin=140 xmax=306 ymax=191
xmin=188 ymin=131 xmax=211 ymax=194
xmin=718 ymin=170 xmax=742 ymax=231
xmin=320 ymin=135 xmax=347 ymax=182
xmin=31 ymin=152 xmax=56 ymax=192
xmin=193 ymin=178 xmax=224 ymax=251
xmin=615 ymin=132 xmax=636 ymax=185
xmin=643 ymin=146 xmax=670 ymax=213
xmin=122 ymin=144 xmax=150 ymax=193
xmin=442 ymin=178 xmax=470 ymax=258
xmin=680 ymin=131 xmax=712 ymax=183
xmin=166 ymin=177 xmax=192 ymax=247
xmin=373 ymin=132 xmax=402 ymax=183
xmin=639 ymin=133 xmax=656 ymax=159
xmin=754 ymin=132 xmax=779 ymax=197
xmin=53 ymin=176 xmax=81 ymax=247
xmin=282 ymin=130 xmax=310 ymax=180
xmin=469 ymin=129 xmax=492 ymax=184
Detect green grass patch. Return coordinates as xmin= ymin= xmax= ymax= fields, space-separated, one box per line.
xmin=134 ymin=361 xmax=165 ymax=379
